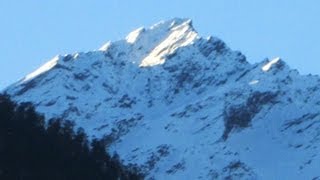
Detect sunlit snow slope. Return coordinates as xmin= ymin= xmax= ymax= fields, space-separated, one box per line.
xmin=5 ymin=18 xmax=320 ymax=180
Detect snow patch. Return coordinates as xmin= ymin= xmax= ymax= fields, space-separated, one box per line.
xmin=249 ymin=80 xmax=259 ymax=85
xmin=262 ymin=57 xmax=281 ymax=72
xmin=23 ymin=56 xmax=59 ymax=82
xmin=99 ymin=41 xmax=112 ymax=51
xmin=126 ymin=27 xmax=145 ymax=44
xmin=73 ymin=53 xmax=80 ymax=59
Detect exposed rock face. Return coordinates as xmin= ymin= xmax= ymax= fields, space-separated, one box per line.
xmin=5 ymin=18 xmax=320 ymax=179
xmin=223 ymin=91 xmax=279 ymax=139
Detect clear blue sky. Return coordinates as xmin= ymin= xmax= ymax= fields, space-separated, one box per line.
xmin=1 ymin=0 xmax=320 ymax=90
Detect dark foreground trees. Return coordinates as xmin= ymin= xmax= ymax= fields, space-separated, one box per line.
xmin=0 ymin=94 xmax=142 ymax=180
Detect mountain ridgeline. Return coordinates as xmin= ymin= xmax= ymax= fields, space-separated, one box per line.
xmin=4 ymin=18 xmax=320 ymax=179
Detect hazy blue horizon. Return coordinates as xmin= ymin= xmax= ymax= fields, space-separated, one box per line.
xmin=1 ymin=0 xmax=320 ymax=90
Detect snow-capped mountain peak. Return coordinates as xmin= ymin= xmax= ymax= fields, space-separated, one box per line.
xmin=99 ymin=18 xmax=199 ymax=67
xmin=5 ymin=19 xmax=320 ymax=180
xmin=140 ymin=19 xmax=198 ymax=67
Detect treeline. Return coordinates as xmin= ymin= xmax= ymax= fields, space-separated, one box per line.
xmin=0 ymin=94 xmax=143 ymax=180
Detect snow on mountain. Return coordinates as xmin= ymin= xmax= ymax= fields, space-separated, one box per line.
xmin=5 ymin=18 xmax=320 ymax=179
xmin=261 ymin=57 xmax=281 ymax=72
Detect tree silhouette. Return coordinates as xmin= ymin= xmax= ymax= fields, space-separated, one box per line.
xmin=0 ymin=94 xmax=143 ymax=180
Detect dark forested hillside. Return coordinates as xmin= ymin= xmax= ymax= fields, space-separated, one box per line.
xmin=0 ymin=94 xmax=142 ymax=180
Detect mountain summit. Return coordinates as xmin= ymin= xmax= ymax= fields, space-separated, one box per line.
xmin=5 ymin=19 xmax=320 ymax=179
xmin=100 ymin=18 xmax=199 ymax=67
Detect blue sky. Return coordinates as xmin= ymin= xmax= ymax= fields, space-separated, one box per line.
xmin=1 ymin=0 xmax=320 ymax=90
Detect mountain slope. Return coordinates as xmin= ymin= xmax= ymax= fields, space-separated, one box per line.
xmin=5 ymin=18 xmax=320 ymax=179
